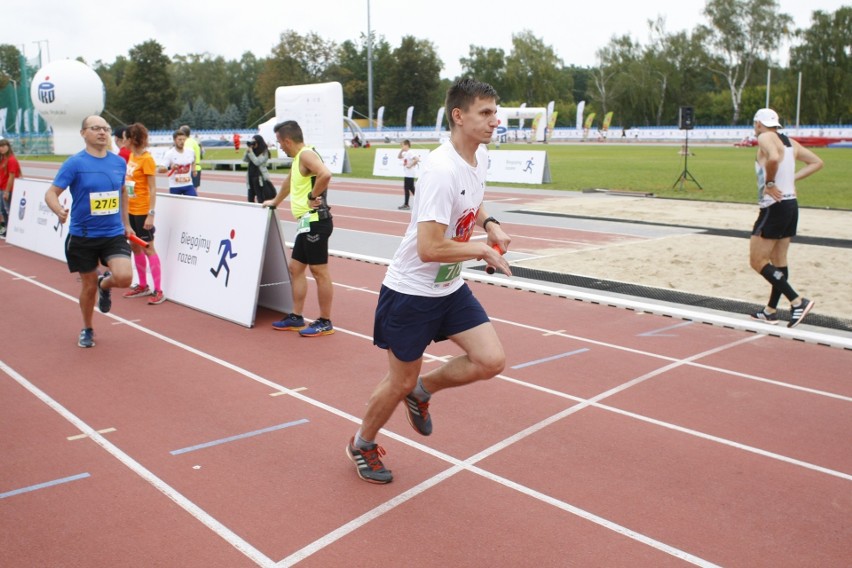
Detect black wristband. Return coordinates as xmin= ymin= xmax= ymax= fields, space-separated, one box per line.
xmin=483 ymin=216 xmax=500 ymax=231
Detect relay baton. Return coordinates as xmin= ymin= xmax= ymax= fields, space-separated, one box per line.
xmin=128 ymin=233 xmax=150 ymax=249
xmin=485 ymin=243 xmax=503 ymax=274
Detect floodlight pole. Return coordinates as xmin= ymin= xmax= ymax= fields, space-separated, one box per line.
xmin=367 ymin=0 xmax=374 ymax=129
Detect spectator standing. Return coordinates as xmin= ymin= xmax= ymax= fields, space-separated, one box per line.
xmin=159 ymin=130 xmax=197 ymax=196
xmin=0 ymin=138 xmax=22 ymax=238
xmin=44 ymin=116 xmax=133 ymax=347
xmin=263 ymin=120 xmax=335 ymax=337
xmin=180 ymin=125 xmax=202 ymax=191
xmin=123 ymin=123 xmax=166 ymax=305
xmin=397 ymin=139 xmax=419 ymax=210
xmin=244 ymin=134 xmax=276 ymax=203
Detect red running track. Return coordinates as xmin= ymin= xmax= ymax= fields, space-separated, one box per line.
xmin=1 ymin=181 xmax=851 ymax=567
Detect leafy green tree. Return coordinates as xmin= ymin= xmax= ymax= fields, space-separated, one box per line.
xmin=789 ymin=7 xmax=852 ymax=124
xmin=255 ymin=31 xmax=339 ymax=112
xmin=326 ymin=34 xmax=394 ymax=124
xmin=0 ymin=44 xmax=22 ymax=86
xmin=504 ymin=31 xmax=570 ymax=105
xmin=459 ymin=46 xmax=509 ymax=97
xmin=114 ymin=41 xmax=177 ymax=129
xmin=699 ymin=0 xmax=793 ymax=124
xmin=381 ymin=36 xmax=442 ymax=125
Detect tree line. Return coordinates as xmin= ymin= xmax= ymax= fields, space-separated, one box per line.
xmin=1 ymin=0 xmax=849 ymax=131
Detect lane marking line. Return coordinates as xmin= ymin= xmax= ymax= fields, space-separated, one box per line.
xmin=638 ymin=321 xmax=695 ymax=337
xmin=1 ymin=472 xmax=91 ymax=500
xmin=511 ymin=348 xmax=590 ymax=369
xmin=170 ymin=419 xmax=309 ymax=456
xmin=68 ymin=427 xmax=116 ymax=441
xmin=270 ymin=387 xmax=306 ymax=396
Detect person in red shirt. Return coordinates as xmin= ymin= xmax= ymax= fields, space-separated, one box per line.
xmin=112 ymin=126 xmax=131 ymax=163
xmin=233 ymin=132 xmax=241 ymax=152
xmin=0 ymin=138 xmax=22 ymax=237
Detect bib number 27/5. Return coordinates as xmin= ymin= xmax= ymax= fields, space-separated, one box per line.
xmin=90 ymin=190 xmax=120 ymax=216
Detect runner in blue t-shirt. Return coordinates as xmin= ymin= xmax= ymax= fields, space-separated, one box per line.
xmin=45 ymin=115 xmax=134 ymax=348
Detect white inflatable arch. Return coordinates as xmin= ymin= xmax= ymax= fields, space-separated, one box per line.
xmin=495 ymin=106 xmax=548 ymax=142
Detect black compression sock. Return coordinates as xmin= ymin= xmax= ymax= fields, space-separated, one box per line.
xmin=760 ymin=264 xmax=798 ymax=302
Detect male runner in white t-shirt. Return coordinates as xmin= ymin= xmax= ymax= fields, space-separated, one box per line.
xmin=347 ymin=78 xmax=512 ymax=484
xmin=158 ymin=130 xmax=197 ymax=196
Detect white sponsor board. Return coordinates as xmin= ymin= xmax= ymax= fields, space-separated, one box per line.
xmin=371 ymin=148 xmax=551 ymax=184
xmin=487 ymin=150 xmax=551 ymax=184
xmin=371 ymin=148 xmax=430 ymax=178
xmin=7 ymin=181 xmax=292 ymax=327
xmin=155 ymin=195 xmax=293 ymax=327
xmin=6 ymin=178 xmax=69 ymax=261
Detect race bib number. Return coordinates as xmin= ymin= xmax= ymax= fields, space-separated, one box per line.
xmin=433 ymin=262 xmax=462 ymax=288
xmin=90 ymin=190 xmax=120 ymax=216
xmin=297 ymin=211 xmax=313 ymax=234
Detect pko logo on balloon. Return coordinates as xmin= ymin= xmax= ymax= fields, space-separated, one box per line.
xmin=38 ymin=82 xmax=56 ymax=104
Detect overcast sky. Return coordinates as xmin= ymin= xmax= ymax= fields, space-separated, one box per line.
xmin=9 ymin=0 xmax=849 ymax=78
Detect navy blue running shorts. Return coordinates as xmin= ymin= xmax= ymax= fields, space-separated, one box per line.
xmin=373 ymin=283 xmax=490 ymax=362
xmin=65 ymin=234 xmax=131 ymax=274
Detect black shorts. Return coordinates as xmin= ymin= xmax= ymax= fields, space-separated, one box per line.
xmin=291 ymin=217 xmax=333 ymax=265
xmin=373 ymin=284 xmax=490 ymax=362
xmin=65 ymin=234 xmax=131 ymax=274
xmin=752 ymin=199 xmax=798 ymax=239
xmin=129 ymin=214 xmax=156 ymax=242
xmin=404 ymin=177 xmax=415 ymax=192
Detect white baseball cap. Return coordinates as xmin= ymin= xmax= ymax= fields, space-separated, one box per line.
xmin=754 ymin=108 xmax=782 ymax=128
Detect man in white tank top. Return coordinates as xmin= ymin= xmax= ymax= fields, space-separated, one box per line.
xmin=749 ymin=108 xmax=823 ymax=328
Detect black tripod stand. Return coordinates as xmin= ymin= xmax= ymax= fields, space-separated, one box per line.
xmin=672 ymin=128 xmax=702 ymax=191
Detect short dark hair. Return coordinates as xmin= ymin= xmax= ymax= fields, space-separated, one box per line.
xmin=173 ymin=130 xmax=186 ymax=140
xmin=273 ymin=120 xmax=304 ymax=143
xmin=113 ymin=126 xmax=127 ymax=138
xmin=445 ymin=78 xmax=498 ymax=130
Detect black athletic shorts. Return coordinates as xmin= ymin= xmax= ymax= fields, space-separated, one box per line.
xmin=752 ymin=199 xmax=798 ymax=239
xmin=65 ymin=234 xmax=130 ymax=274
xmin=129 ymin=214 xmax=156 ymax=242
xmin=404 ymin=177 xmax=415 ymax=192
xmin=291 ymin=217 xmax=333 ymax=265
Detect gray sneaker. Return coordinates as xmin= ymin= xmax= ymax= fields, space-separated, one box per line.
xmin=749 ymin=309 xmax=779 ymax=325
xmin=404 ymin=393 xmax=432 ymax=436
xmin=346 ymin=437 xmax=393 ymax=484
xmin=788 ymin=298 xmax=815 ymax=328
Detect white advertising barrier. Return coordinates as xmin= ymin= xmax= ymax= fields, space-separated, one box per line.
xmin=274 ymin=82 xmax=349 ymax=174
xmin=6 ymin=178 xmax=69 ymax=261
xmin=371 ymin=148 xmax=430 ymax=178
xmin=487 ymin=150 xmax=551 ymax=184
xmin=156 ymin=195 xmax=293 ymax=327
xmin=7 ymin=183 xmax=293 ymax=328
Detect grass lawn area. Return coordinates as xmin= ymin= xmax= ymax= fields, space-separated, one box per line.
xmin=26 ymin=142 xmax=852 ymax=209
